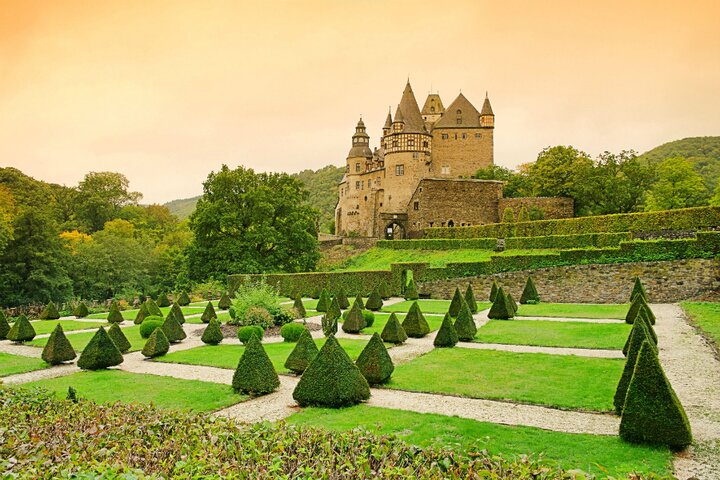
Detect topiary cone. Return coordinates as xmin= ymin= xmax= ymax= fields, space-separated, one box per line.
xmin=145 ymin=298 xmax=163 ymax=317
xmin=342 ymin=302 xmax=366 ymax=334
xmin=168 ymin=302 xmax=185 ymax=324
xmin=177 ymin=291 xmax=191 ymax=306
xmin=293 ymin=335 xmax=370 ymax=407
xmin=626 ymin=295 xmax=655 ymax=325
xmin=0 ymin=310 xmax=10 ymax=340
xmin=77 ymin=327 xmax=123 ymax=370
xmin=293 ymin=295 xmax=307 ymax=318
xmin=41 ymin=324 xmax=77 ymax=365
xmin=623 ymin=308 xmax=657 ymax=356
xmin=201 ymin=302 xmax=217 ymax=323
xmin=434 ymin=313 xmax=459 ymax=348
xmin=365 ymin=288 xmax=383 ymax=311
xmin=629 ymin=277 xmax=648 ymax=304
xmin=401 ymin=302 xmax=430 ymax=338
xmin=232 ymin=334 xmax=280 ymax=396
xmin=142 ymin=327 xmax=170 ymax=358
xmin=73 ymin=302 xmax=89 ymax=318
xmin=381 ymin=313 xmax=408 ymax=344
xmin=614 ymin=320 xmax=657 ymax=414
xmin=335 ymin=288 xmax=350 ymax=309
xmin=453 ymin=299 xmax=477 ymax=341
xmin=134 ymin=303 xmax=150 ymax=325
xmin=39 ymin=301 xmax=60 ymax=320
xmin=356 ymin=332 xmax=394 ymax=385
xmin=464 ymin=284 xmax=478 ymax=314
xmin=326 ymin=297 xmax=342 ymax=322
xmin=489 ymin=280 xmax=499 ymax=302
xmin=107 ymin=322 xmax=131 ymax=353
xmin=201 ymin=318 xmax=224 ymax=345
xmin=284 ymin=328 xmax=319 ymax=374
xmin=162 ymin=313 xmax=186 ymax=343
xmin=404 ymin=279 xmax=419 ymax=301
xmin=107 ymin=301 xmax=124 ymax=323
xmin=506 ymin=292 xmax=518 ymax=315
xmin=316 ymin=288 xmax=331 ymax=313
xmin=488 ymin=287 xmax=514 ymax=320
xmin=218 ymin=292 xmax=232 ymax=310
xmin=448 ymin=287 xmax=464 ymax=317
xmin=7 ymin=315 xmax=36 ymax=343
xmin=353 ymin=294 xmax=365 ymax=310
xmin=520 ymin=276 xmax=540 ymax=304
xmin=156 ymin=293 xmax=171 ymax=308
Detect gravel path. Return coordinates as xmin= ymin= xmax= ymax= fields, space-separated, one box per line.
xmin=0 ymin=341 xmax=44 ymax=358
xmin=2 ymin=363 xmax=80 ymax=385
xmin=215 ymin=375 xmax=301 ymax=423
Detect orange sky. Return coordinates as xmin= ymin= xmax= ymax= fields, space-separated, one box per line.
xmin=1 ymin=0 xmax=719 ymax=203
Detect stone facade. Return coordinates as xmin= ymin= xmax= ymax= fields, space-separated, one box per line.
xmin=498 ymin=197 xmax=574 ymax=220
xmin=419 ymin=258 xmax=720 ymax=304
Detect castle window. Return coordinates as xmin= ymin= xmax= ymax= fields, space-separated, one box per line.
xmin=355 ymin=181 xmax=360 ymax=190
xmin=429 ymin=222 xmax=433 ymax=227
xmin=355 ymin=163 xmax=361 ymax=172
xmin=456 ymin=118 xmax=462 ymax=125
xmin=412 ymin=152 xmax=419 ymax=159
xmin=462 ymin=133 xmax=467 ymax=139
xmin=364 ymin=196 xmax=367 ymax=201
xmin=413 ymin=201 xmax=419 ymax=211
xmin=456 ymin=109 xmax=462 ymax=115
xmin=441 ymin=133 xmax=448 ymax=140
xmin=408 ymin=139 xmax=414 ymax=147
xmin=423 ymin=141 xmax=428 ymax=148
xmin=454 ymin=133 xmax=458 ymax=139
xmin=441 ymin=166 xmax=450 ymax=174
xmin=441 ymin=222 xmax=446 ymax=227
xmin=368 ymin=179 xmax=371 ymax=188
xmin=395 ymin=164 xmax=404 ymax=176
xmin=448 ymin=220 xmax=455 ymax=227
xmin=392 ymin=140 xmax=399 ymax=147
xmin=475 ymin=133 xmax=482 ymax=138
xmin=430 ymin=106 xmax=435 ymax=113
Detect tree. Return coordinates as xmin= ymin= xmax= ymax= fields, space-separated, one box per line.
xmin=177 ymin=291 xmax=191 ymax=306
xmin=645 ymin=157 xmax=708 ymax=211
xmin=77 ymin=327 xmax=124 ymax=370
xmin=404 ymin=279 xmax=419 ymax=301
xmin=488 ymin=287 xmax=514 ymax=320
xmin=201 ymin=302 xmax=217 ymax=323
xmin=472 ymin=165 xmax=530 ymax=197
xmin=356 ymin=333 xmax=394 ymax=385
xmin=614 ymin=320 xmax=657 ymax=414
xmin=292 ymin=295 xmax=306 ymax=318
xmin=75 ymin=172 xmax=142 ymax=233
xmin=584 ymin=151 xmax=654 ymax=215
xmin=187 ymin=165 xmax=320 ymax=279
xmin=162 ymin=314 xmax=186 ymax=343
xmin=218 ymin=292 xmax=232 ymax=310
xmin=525 ymin=146 xmax=594 ymax=215
xmin=39 ymin=301 xmax=60 ymax=320
xmin=342 ymin=302 xmax=366 ymax=334
xmin=73 ymin=301 xmax=89 ymax=318
xmin=326 ymin=297 xmax=341 ymax=322
xmin=232 ymin=334 xmax=280 ymax=396
xmin=316 ymin=288 xmax=331 ymax=312
xmin=169 ymin=302 xmax=185 ymax=324
xmin=520 ymin=277 xmax=540 ymax=304
xmin=42 ymin=324 xmax=77 ymax=365
xmin=106 ymin=301 xmax=124 ymax=323
xmin=335 ymin=288 xmax=350 ymax=309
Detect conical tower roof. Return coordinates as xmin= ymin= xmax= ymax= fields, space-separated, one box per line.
xmin=383 ymin=109 xmax=393 ymax=128
xmin=433 ymin=92 xmax=482 ymax=128
xmin=481 ymin=93 xmax=494 ymax=116
xmin=393 ymin=81 xmax=425 ymax=133
xmin=421 ymin=93 xmax=445 ymax=116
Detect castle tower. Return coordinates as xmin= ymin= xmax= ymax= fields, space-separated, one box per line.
xmin=335 ymin=118 xmax=374 ymax=236
xmin=421 ymin=93 xmax=445 ymax=130
xmin=480 ymin=92 xmax=494 ymax=127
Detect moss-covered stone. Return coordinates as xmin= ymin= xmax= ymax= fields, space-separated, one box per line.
xmin=293 ymin=295 xmax=307 ymax=318
xmin=356 ymin=332 xmax=394 ymax=385
xmin=464 ymin=284 xmax=478 ymax=314
xmin=284 ymin=328 xmax=319 ymax=374
xmin=453 ymin=300 xmax=477 ymax=342
xmin=488 ymin=287 xmax=514 ymax=320
xmin=0 ymin=311 xmax=10 ymax=340
xmin=218 ymin=292 xmax=232 ymax=310
xmin=614 ymin=320 xmax=658 ymax=414
xmin=365 ymin=288 xmax=383 ymax=311
xmin=316 ymin=288 xmax=331 ymax=313
xmin=619 ymin=342 xmax=692 ymax=449
xmin=293 ymin=335 xmax=370 ymax=407
xmin=434 ymin=313 xmax=459 ymax=348
xmin=106 ymin=301 xmax=124 ymax=323
xmin=73 ymin=302 xmax=89 ymax=318
xmin=39 ymin=301 xmax=60 ymax=320
xmin=381 ymin=313 xmax=408 ymax=344
xmin=141 ymin=327 xmax=170 ymax=358
xmin=201 ymin=319 xmax=224 ymax=345
xmin=448 ymin=287 xmax=464 ymax=317
xmin=401 ymin=302 xmax=430 ymax=338
xmin=6 ymin=315 xmax=36 ymax=343
xmin=77 ymin=327 xmax=124 ymax=370
xmin=162 ymin=314 xmax=186 ymax=343
xmin=520 ymin=276 xmax=541 ymax=304
xmin=177 ymin=291 xmax=191 ymax=306
xmin=232 ymin=334 xmax=280 ymax=396
xmin=201 ymin=302 xmax=217 ymax=323
xmin=629 ymin=277 xmax=648 ymax=303
xmin=342 ymin=302 xmax=366 ymax=334
xmin=41 ymin=324 xmax=77 ymax=365
xmin=107 ymin=323 xmax=131 ymax=353
xmin=404 ymin=279 xmax=419 ymax=301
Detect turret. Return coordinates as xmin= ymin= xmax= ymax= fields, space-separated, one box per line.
xmin=347 ymin=118 xmax=373 ymax=175
xmin=480 ymin=92 xmax=494 ymax=128
xmin=382 ymin=108 xmax=392 ymax=137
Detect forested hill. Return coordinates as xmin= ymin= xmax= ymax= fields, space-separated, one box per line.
xmin=638 ymin=136 xmax=720 ymax=190
xmin=164 ymin=165 xmax=345 ymax=231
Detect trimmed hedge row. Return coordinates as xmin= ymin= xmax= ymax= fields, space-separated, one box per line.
xmin=424 ymin=206 xmax=720 ymax=239
xmin=378 ymin=233 xmax=631 ymax=251
xmin=376 ymin=238 xmax=497 ymax=250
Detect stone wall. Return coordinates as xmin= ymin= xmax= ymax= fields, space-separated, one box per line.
xmin=430 ymin=127 xmax=494 ymax=178
xmin=419 ymin=258 xmax=720 ymax=303
xmin=498 ymin=197 xmax=574 ymax=220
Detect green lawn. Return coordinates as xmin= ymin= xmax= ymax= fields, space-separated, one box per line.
xmin=388 ymin=348 xmax=623 ymax=411
xmin=475 ymin=320 xmax=632 ymax=350
xmin=682 ymin=302 xmax=720 ymax=349
xmin=382 ymin=300 xmax=493 ymax=314
xmin=358 ymin=312 xmax=444 ymax=335
xmin=22 ymin=370 xmax=245 ymax=412
xmin=0 ymin=352 xmax=48 ymax=377
xmin=87 ymin=305 xmax=206 ymax=321
xmin=156 ymin=338 xmax=382 ymax=373
xmin=28 ymin=325 xmax=151 ymax=352
xmin=29 ymin=319 xmax=106 ymax=335
xmin=516 ymin=303 xmax=630 ymax=320
xmin=287 ymin=405 xmax=671 ymax=477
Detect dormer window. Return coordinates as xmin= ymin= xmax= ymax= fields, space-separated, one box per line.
xmin=430 ymin=106 xmax=435 ymax=113
xmin=456 ymin=109 xmax=462 ymax=115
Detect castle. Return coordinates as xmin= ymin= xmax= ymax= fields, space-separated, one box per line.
xmin=335 ymin=81 xmax=573 ymax=239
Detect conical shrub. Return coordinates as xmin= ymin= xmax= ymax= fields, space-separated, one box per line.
xmin=134 ymin=303 xmax=150 ymax=325
xmin=356 ymin=332 xmax=394 ymax=385
xmin=353 ymin=294 xmax=365 ymax=310
xmin=218 ymin=292 xmax=232 ymax=310
xmin=316 ymin=288 xmax=331 ymax=313
xmin=365 ymin=288 xmax=383 ymax=311
xmin=489 ymin=280 xmax=499 ymax=302
xmin=619 ymin=341 xmax=692 ymax=448
xmin=327 ymin=297 xmax=342 ymax=322
xmin=39 ymin=301 xmax=60 ymax=320
xmin=520 ymin=276 xmax=540 ymax=304
xmin=629 ymin=277 xmax=648 ymax=303
xmin=73 ymin=302 xmax=89 ymax=318
xmin=201 ymin=318 xmax=224 ymax=345
xmin=378 ymin=280 xmax=391 ymax=299
xmin=623 ymin=309 xmax=658 ymax=356
xmin=639 ymin=303 xmax=656 ymax=325
xmin=7 ymin=315 xmax=36 ymax=342
xmin=335 ymin=288 xmax=350 ymax=309
xmin=293 ymin=295 xmax=307 ymax=318
xmin=177 ymin=291 xmax=191 ymax=306
xmin=161 ymin=314 xmax=186 ymax=343
xmin=488 ymin=287 xmax=514 ymax=320
xmin=311 ymin=286 xmax=321 ymax=299
xmin=107 ymin=301 xmax=124 ymax=323
xmin=107 ymin=323 xmax=131 ymax=353
xmin=169 ymin=302 xmax=185 ymax=324
xmin=201 ymin=302 xmax=217 ymax=323
xmin=448 ymin=287 xmax=464 ymax=317
xmin=145 ymin=298 xmax=163 ymax=317
xmin=381 ymin=313 xmax=408 ymax=344
xmin=41 ymin=324 xmax=77 ymax=365
xmin=507 ymin=292 xmax=518 ymax=314
xmin=293 ymin=335 xmax=370 ymax=407
xmin=614 ymin=320 xmax=658 ymax=414
xmin=284 ymin=328 xmax=319 ymax=374
xmin=0 ymin=311 xmax=10 ymax=340
xmin=434 ymin=313 xmax=459 ymax=348
xmin=626 ymin=294 xmax=655 ymax=325
xmin=454 ymin=300 xmax=477 ymax=341
xmin=156 ymin=293 xmax=171 ymax=308
xmin=464 ymin=284 xmax=478 ymax=314
xmin=142 ymin=328 xmax=170 ymax=358
xmin=404 ymin=279 xmax=419 ymax=301
xmin=77 ymin=327 xmax=123 ymax=370
xmin=342 ymin=302 xmax=366 ymax=334
xmin=232 ymin=334 xmax=280 ymax=396
xmin=401 ymin=302 xmax=430 ymax=338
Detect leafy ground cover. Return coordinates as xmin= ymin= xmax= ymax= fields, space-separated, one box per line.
xmin=475 ymin=320 xmax=632 ymax=350
xmin=29 ymin=319 xmax=106 ymax=335
xmin=28 ymin=325 xmax=146 ymax=352
xmin=682 ymin=302 xmax=720 ymax=351
xmin=516 ymin=303 xmax=629 ymax=319
xmin=156 ymin=338 xmax=383 ymax=373
xmin=388 ymin=348 xmax=623 ymax=411
xmin=21 ymin=370 xmax=245 ymax=412
xmin=0 ymin=352 xmax=48 ymax=377
xmin=287 ymin=405 xmax=672 ymax=477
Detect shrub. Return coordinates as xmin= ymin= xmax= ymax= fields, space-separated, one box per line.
xmin=517 ymin=206 xmax=530 ymax=223
xmin=377 ymin=238 xmax=497 ymax=250
xmin=6 ymin=315 xmax=36 ymax=343
xmin=108 ymin=323 xmax=131 ymax=353
xmin=321 ymin=314 xmax=338 ymax=337
xmin=0 ymin=311 xmax=9 ymax=340
xmin=489 ymin=280 xmax=498 ymax=302
xmin=502 ymin=207 xmax=515 ymax=224
xmin=142 ymin=328 xmax=170 ymax=358
xmin=156 ymin=293 xmax=171 ymax=308
xmin=327 ymin=297 xmax=342 ymax=322
xmin=272 ymin=308 xmax=295 ymax=327
xmin=316 ymin=288 xmax=331 ymax=313
xmin=356 ymin=332 xmax=394 ymax=385
xmin=640 ymin=303 xmax=656 ymax=325
xmin=73 ymin=302 xmax=89 ymax=318
xmin=176 ymin=291 xmax=191 ymax=306
xmin=488 ymin=287 xmax=514 ymax=320
xmin=434 ymin=313 xmax=459 ymax=348
xmin=404 ymin=279 xmax=419 ymax=301
xmin=107 ymin=301 xmax=124 ymax=323
xmin=134 ymin=303 xmax=150 ymax=325
xmin=623 ymin=308 xmax=658 ymax=356
xmin=448 ymin=287 xmax=464 ymax=317
xmin=520 ymin=277 xmax=540 ymax=304
xmin=39 ymin=301 xmax=60 ymax=320
xmin=238 ymin=325 xmax=264 ymax=344
xmin=201 ymin=302 xmax=218 ymax=324
xmin=293 ymin=335 xmax=370 ymax=407
xmin=619 ymin=341 xmax=692 ymax=449
xmin=145 ymin=298 xmax=163 ymax=317
xmin=201 ymin=319 xmax=224 ymax=345
xmin=342 ymin=302 xmax=366 ymax=334
xmin=284 ymin=328 xmax=319 ymax=374
xmin=353 ymin=294 xmax=365 ymax=310
xmin=362 ymin=310 xmax=375 ymax=328
xmin=335 ymin=288 xmax=350 ymax=309
xmin=139 ymin=317 xmax=164 ymax=339
xmin=507 ymin=292 xmax=518 ymax=315
xmin=377 ymin=280 xmax=391 ymax=299
xmin=230 ymin=280 xmax=285 ymax=326
xmin=630 ymin=277 xmax=648 ymax=303
xmin=311 ymin=286 xmax=321 ymax=299
xmin=280 ymin=322 xmax=307 ymax=342
xmin=614 ymin=320 xmax=657 ymax=414
xmin=381 ymin=313 xmax=408 ymax=344
xmin=162 ymin=314 xmax=186 ymax=343
xmin=292 ymin=296 xmax=307 ymax=318
xmin=626 ymin=295 xmax=655 ymax=325
xmin=218 ymin=292 xmax=232 ymax=310
xmin=401 ymin=302 xmax=430 ymax=338
xmin=41 ymin=324 xmax=77 ymax=365
xmin=365 ymin=289 xmax=383 ymax=311
xmin=167 ymin=302 xmax=184 ymax=325
xmin=77 ymin=327 xmax=124 ymax=370
xmin=454 ymin=300 xmax=477 ymax=341
xmin=232 ymin=334 xmax=279 ymax=396
xmin=464 ymin=284 xmax=478 ymax=314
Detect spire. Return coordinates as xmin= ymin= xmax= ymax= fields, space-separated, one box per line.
xmin=383 ymin=108 xmax=392 ymax=128
xmin=480 ymin=93 xmax=494 ymax=116
xmin=393 ymin=81 xmax=425 ymax=133
xmin=394 ymin=105 xmax=404 ymax=123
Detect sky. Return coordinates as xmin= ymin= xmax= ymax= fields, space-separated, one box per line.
xmin=1 ymin=0 xmax=719 ymax=204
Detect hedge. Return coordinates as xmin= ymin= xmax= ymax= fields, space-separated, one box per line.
xmin=425 ymin=206 xmax=720 ymax=239
xmin=377 ymin=238 xmax=497 ymax=250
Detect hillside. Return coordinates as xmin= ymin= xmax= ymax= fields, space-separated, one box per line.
xmin=638 ymin=136 xmax=720 ymax=190
xmin=163 ymin=196 xmax=201 ymax=220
